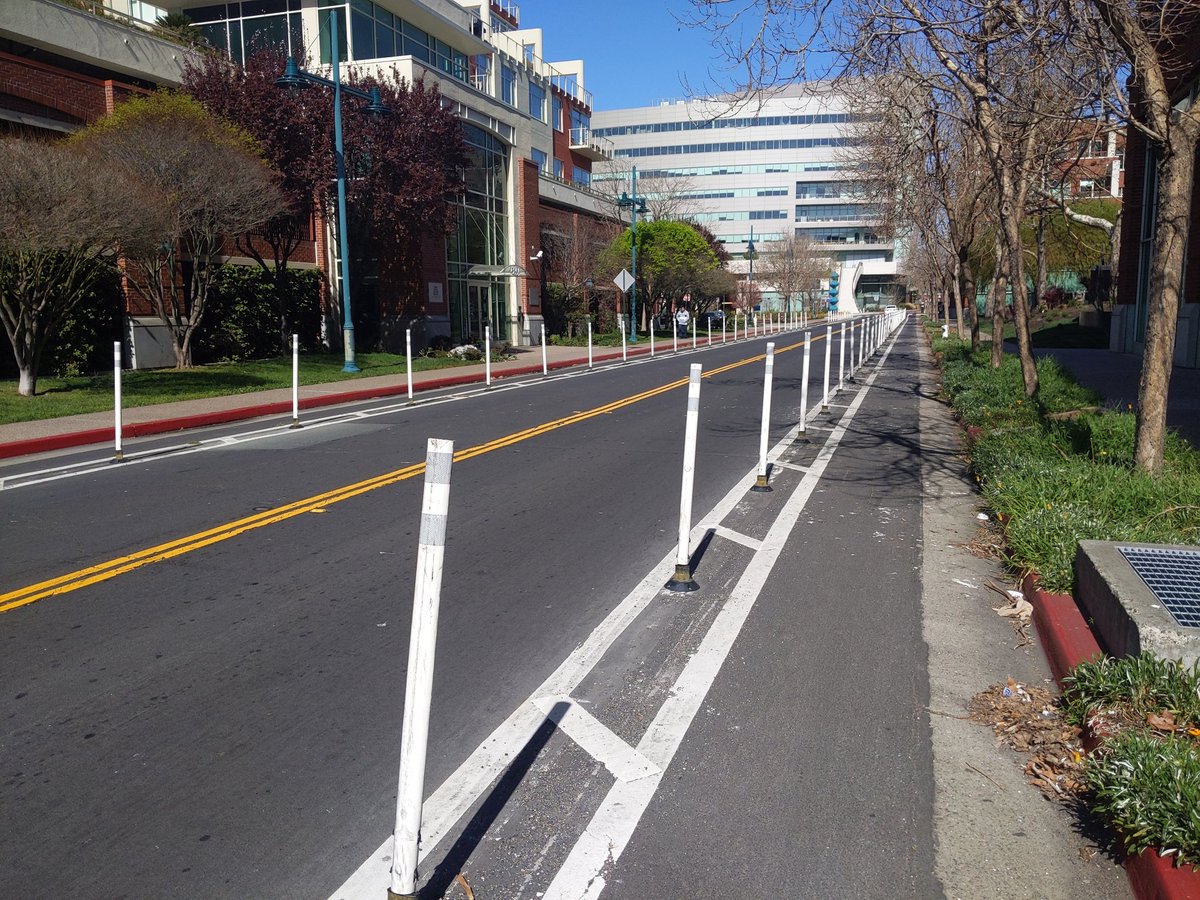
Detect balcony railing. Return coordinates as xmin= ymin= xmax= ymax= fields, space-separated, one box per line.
xmin=569 ymin=127 xmax=612 ymax=161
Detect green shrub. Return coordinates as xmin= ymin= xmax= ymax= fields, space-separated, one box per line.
xmin=1064 ymin=653 xmax=1200 ymax=729
xmin=193 ymin=266 xmax=321 ymax=363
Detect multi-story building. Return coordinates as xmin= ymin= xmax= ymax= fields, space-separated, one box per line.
xmin=592 ymin=84 xmax=903 ymax=313
xmin=1 ymin=0 xmax=615 ymax=363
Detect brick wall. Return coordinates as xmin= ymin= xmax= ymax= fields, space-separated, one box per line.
xmin=0 ymin=51 xmax=143 ymax=128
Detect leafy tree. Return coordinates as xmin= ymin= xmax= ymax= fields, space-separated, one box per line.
xmin=182 ymin=49 xmax=333 ymax=353
xmin=341 ymin=69 xmax=465 ymax=337
xmin=0 ymin=140 xmax=125 ymax=395
xmin=73 ymin=92 xmax=285 ymax=368
xmin=599 ymin=220 xmax=721 ymax=329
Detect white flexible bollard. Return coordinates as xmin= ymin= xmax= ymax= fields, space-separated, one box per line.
xmin=291 ymin=334 xmax=301 ymax=427
xmin=541 ymin=324 xmax=548 ymax=376
xmin=852 ymin=318 xmax=860 ymax=376
xmin=666 ymin=364 xmax=703 ymax=593
xmin=390 ymin=438 xmax=455 ymax=900
xmin=405 ymin=328 xmax=414 ymax=402
xmin=484 ymin=325 xmax=492 ymax=387
xmin=692 ymin=315 xmax=697 ymax=351
xmin=620 ymin=316 xmax=627 ymax=363
xmin=799 ymin=332 xmax=812 ymax=439
xmin=587 ymin=319 xmax=593 ymax=369
xmin=838 ymin=322 xmax=846 ymax=392
xmin=751 ymin=342 xmax=776 ymax=492
xmin=113 ymin=341 xmax=123 ymax=461
xmin=822 ymin=325 xmax=832 ymax=411
xmin=722 ymin=314 xmax=727 ymax=344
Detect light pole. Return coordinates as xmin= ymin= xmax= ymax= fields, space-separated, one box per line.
xmin=616 ymin=167 xmax=648 ymax=342
xmin=276 ymin=11 xmax=388 ymax=372
xmin=745 ymin=226 xmax=758 ymax=326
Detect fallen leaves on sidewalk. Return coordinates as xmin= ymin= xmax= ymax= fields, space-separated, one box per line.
xmin=969 ymin=680 xmax=1086 ymax=800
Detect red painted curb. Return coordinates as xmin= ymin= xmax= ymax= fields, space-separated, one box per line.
xmin=1020 ymin=572 xmax=1200 ymax=900
xmin=0 ymin=350 xmax=651 ymax=461
xmin=1020 ymin=573 xmax=1103 ymax=688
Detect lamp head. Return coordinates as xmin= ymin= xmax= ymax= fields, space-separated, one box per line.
xmin=275 ymin=57 xmax=310 ymax=90
xmin=365 ymin=86 xmax=390 ymax=116
xmin=530 ymin=249 xmax=543 ymax=261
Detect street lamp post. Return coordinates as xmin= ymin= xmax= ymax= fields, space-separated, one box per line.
xmin=616 ymin=167 xmax=648 ymax=342
xmin=745 ymin=226 xmax=758 ymax=327
xmin=276 ymin=11 xmax=388 ymax=373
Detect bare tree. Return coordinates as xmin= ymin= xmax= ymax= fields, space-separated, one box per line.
xmin=0 ymin=140 xmax=126 ymax=395
xmin=540 ymin=217 xmax=617 ymax=335
xmin=74 ymin=92 xmax=284 ymax=368
xmin=756 ymin=234 xmax=833 ymax=316
xmin=594 ymin=159 xmax=702 ymax=222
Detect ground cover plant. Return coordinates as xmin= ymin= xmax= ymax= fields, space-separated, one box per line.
xmin=933 ymin=333 xmax=1200 ymax=591
xmin=1064 ymin=653 xmax=1200 ymax=866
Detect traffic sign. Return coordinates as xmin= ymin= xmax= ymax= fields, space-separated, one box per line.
xmin=613 ymin=269 xmax=634 ymax=292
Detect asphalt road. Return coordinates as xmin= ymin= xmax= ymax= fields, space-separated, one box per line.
xmin=2 ymin=328 xmax=844 ymax=897
xmin=4 ymin=320 xmax=1125 ymax=900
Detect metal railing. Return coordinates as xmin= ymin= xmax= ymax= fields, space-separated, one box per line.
xmin=569 ymin=127 xmax=613 ymax=157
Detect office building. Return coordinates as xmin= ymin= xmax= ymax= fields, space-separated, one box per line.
xmin=593 ymin=84 xmax=903 ymax=312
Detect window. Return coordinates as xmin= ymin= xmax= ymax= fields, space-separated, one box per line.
xmin=552 ymin=95 xmax=563 ymax=131
xmin=529 ymin=80 xmax=546 ymax=123
xmin=554 ymin=158 xmax=564 ymax=178
xmin=501 ymin=64 xmax=516 ymax=105
xmin=572 ymin=168 xmax=591 ymax=188
xmin=531 ymin=148 xmax=548 ymax=173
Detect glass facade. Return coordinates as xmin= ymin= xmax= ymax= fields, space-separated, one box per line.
xmin=448 ymin=123 xmax=509 ymax=344
xmin=795 ymin=226 xmax=883 ymax=244
xmin=320 ymin=0 xmax=468 ymax=77
xmin=501 ymin=63 xmax=516 ymax=105
xmin=594 ymin=112 xmax=861 ymax=137
xmin=528 ymin=80 xmax=546 ymax=122
xmin=796 ymin=181 xmax=859 ymax=199
xmin=593 ymin=161 xmax=845 ymax=181
xmin=794 ymin=203 xmax=874 ymax=222
xmin=185 ymin=0 xmax=304 ymax=65
xmin=615 ymin=136 xmax=850 ymax=159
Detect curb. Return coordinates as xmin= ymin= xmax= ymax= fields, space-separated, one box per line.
xmin=0 ymin=346 xmax=651 ymax=461
xmin=1021 ymin=573 xmax=1200 ymax=900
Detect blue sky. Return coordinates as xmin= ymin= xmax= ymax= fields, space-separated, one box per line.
xmin=512 ymin=0 xmax=721 ymax=111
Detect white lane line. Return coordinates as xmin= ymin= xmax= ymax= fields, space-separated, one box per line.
xmin=533 ymin=696 xmax=661 ymax=783
xmin=327 ymin=342 xmax=855 ymax=900
xmin=771 ymin=460 xmax=810 ymax=474
xmin=711 ymin=525 xmax=763 ymax=552
xmin=543 ymin=334 xmax=899 ymax=900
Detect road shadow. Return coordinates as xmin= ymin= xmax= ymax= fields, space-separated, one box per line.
xmin=418 ymin=700 xmax=570 ymax=898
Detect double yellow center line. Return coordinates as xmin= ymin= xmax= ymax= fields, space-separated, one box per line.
xmin=1 ymin=339 xmax=811 ymax=615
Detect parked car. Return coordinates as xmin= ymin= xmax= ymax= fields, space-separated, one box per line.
xmin=700 ymin=311 xmax=725 ymax=329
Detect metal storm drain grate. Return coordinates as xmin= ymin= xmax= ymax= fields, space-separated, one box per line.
xmin=1118 ymin=546 xmax=1200 ymax=628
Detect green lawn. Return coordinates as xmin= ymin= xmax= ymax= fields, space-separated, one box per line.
xmin=0 ymin=352 xmax=474 ymax=425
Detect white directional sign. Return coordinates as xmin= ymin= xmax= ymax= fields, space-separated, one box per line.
xmin=613 ymin=269 xmax=635 ymax=292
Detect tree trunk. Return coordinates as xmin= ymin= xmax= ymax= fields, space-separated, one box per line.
xmin=1002 ymin=213 xmax=1039 ymax=397
xmin=17 ymin=365 xmax=35 ymax=397
xmin=953 ymin=255 xmax=967 ymax=339
xmin=1135 ymin=135 xmax=1196 ymax=475
xmin=962 ymin=255 xmax=980 ymax=352
xmin=1035 ymin=212 xmax=1048 ymax=310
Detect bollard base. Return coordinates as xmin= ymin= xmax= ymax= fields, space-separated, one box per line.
xmin=750 ymin=473 xmax=772 ymax=492
xmin=111 ymin=452 xmax=124 ymax=464
xmin=665 ymin=564 xmax=699 ymax=593
xmin=289 ymin=419 xmax=302 ymax=430
xmin=387 ymin=891 xmax=418 ymax=900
